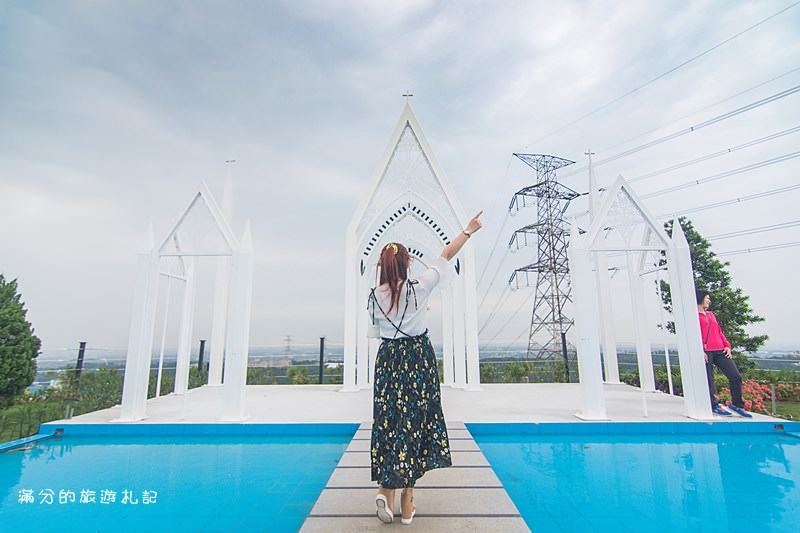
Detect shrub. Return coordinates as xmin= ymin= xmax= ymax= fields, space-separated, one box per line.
xmin=716 ymin=379 xmax=770 ymax=413
xmin=775 ymin=383 xmax=800 ymax=402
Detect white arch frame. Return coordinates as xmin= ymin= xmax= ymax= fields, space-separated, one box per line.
xmin=570 ymin=176 xmax=712 ymax=420
xmin=343 ymin=103 xmax=480 ymax=391
xmin=118 ymin=181 xmax=254 ymax=422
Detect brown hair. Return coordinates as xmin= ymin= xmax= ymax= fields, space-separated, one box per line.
xmin=379 ymin=242 xmax=410 ymax=313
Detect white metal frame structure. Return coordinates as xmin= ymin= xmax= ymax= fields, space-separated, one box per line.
xmin=569 ymin=176 xmax=712 ymax=420
xmin=119 ymin=182 xmax=254 ymax=422
xmin=343 ymin=103 xmax=480 ymax=391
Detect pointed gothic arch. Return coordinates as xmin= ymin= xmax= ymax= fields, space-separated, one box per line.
xmin=343 ymin=103 xmax=480 ymax=391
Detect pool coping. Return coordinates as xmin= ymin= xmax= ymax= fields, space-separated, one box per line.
xmin=4 ymin=419 xmax=798 ymax=452
xmin=0 ymin=423 xmax=360 ymax=452
xmin=466 ymin=420 xmax=800 ymax=436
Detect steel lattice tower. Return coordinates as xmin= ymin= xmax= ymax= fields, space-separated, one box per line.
xmin=508 ymin=154 xmax=580 ymax=379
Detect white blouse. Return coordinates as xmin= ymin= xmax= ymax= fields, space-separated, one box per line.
xmin=367 ymin=256 xmax=450 ymax=339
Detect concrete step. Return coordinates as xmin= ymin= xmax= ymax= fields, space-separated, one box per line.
xmin=301 ymin=515 xmax=530 ymax=532
xmin=326 ymin=464 xmax=501 ymax=488
xmin=345 ymin=437 xmax=480 ymax=452
xmin=335 ymin=449 xmax=489 ymax=467
xmin=308 ymin=487 xmax=520 ymax=516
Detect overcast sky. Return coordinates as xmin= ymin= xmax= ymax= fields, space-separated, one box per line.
xmin=2 ymin=0 xmax=799 ymax=357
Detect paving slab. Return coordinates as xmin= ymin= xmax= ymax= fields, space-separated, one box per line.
xmin=327 ymin=464 xmax=501 ymax=488
xmin=300 ymin=516 xmax=530 ymax=532
xmin=336 ymin=449 xmax=489 ymax=467
xmin=345 ymin=436 xmax=480 ymax=452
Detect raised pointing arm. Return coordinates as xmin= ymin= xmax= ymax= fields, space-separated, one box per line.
xmin=441 ymin=211 xmax=483 ymax=261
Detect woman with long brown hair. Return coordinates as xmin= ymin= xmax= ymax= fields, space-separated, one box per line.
xmin=368 ymin=212 xmax=483 ymax=525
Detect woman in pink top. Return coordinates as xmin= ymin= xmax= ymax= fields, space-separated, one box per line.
xmin=697 ymin=290 xmax=752 ymax=417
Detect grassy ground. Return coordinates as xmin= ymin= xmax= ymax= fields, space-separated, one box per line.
xmin=775 ymin=401 xmax=800 ymax=421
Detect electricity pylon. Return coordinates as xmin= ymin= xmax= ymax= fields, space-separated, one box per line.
xmin=508 ymin=154 xmax=580 ymax=381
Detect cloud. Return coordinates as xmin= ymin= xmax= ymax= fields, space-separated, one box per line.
xmin=2 ymin=0 xmax=798 ymax=352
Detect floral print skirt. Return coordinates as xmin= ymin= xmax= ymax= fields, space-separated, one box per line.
xmin=371 ymin=331 xmax=452 ymax=488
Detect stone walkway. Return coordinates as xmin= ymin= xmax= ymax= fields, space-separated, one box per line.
xmin=300 ymin=421 xmax=529 ymax=532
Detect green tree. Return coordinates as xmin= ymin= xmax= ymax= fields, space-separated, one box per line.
xmin=480 ymin=363 xmax=497 ymax=383
xmin=73 ymin=368 xmax=124 ymax=414
xmin=287 ymin=366 xmax=310 ymax=384
xmin=503 ymin=362 xmax=531 ymax=383
xmin=0 ymin=275 xmax=41 ymax=407
xmin=661 ymin=218 xmax=767 ymax=365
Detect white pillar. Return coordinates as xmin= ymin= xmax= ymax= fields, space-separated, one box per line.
xmin=441 ymin=287 xmax=455 ymax=386
xmin=119 ymin=225 xmax=160 ymax=422
xmin=588 ymin=158 xmax=619 ymax=384
xmin=357 ymin=281 xmax=370 ymax=389
xmin=668 ymin=221 xmax=713 ymax=420
xmin=208 ymin=171 xmax=234 ymax=387
xmin=568 ymin=228 xmax=607 ymax=420
xmin=595 ymin=252 xmax=620 ymax=383
xmin=342 ymin=238 xmax=358 ymax=391
xmin=208 ymin=255 xmax=230 ymax=386
xmin=626 ymin=253 xmax=656 ymax=392
xmin=368 ymin=337 xmax=379 ymax=386
xmin=155 ymin=274 xmax=173 ymax=398
xmin=174 ymin=258 xmax=196 ymax=395
xmin=463 ymin=246 xmax=481 ymax=391
xmin=221 ymin=223 xmax=253 ymax=421
xmin=452 ymin=275 xmax=467 ymax=389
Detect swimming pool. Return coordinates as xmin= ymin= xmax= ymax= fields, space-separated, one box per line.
xmin=468 ymin=422 xmax=800 ymax=533
xmin=0 ymin=423 xmax=357 ymax=533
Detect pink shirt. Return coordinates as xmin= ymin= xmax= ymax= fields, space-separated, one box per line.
xmin=698 ymin=311 xmax=731 ymax=351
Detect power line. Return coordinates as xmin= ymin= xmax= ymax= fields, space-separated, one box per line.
xmin=641 ymin=150 xmax=800 ymax=199
xmin=499 ymin=327 xmax=533 ymax=353
xmin=523 ymin=1 xmax=800 ymax=148
xmin=629 ymin=125 xmax=800 ymax=184
xmin=601 ymin=65 xmax=800 ymax=154
xmin=657 ymin=183 xmax=800 ymax=219
xmin=560 ymin=83 xmax=800 ymax=179
xmin=570 ymin=171 xmax=800 ymax=222
xmin=481 ymin=325 xmax=531 ymax=353
xmin=477 ymin=211 xmax=512 ymax=290
xmin=718 ymin=241 xmax=800 ymax=256
xmin=707 ymin=219 xmax=800 ymax=241
xmin=479 ymin=295 xmax=530 ymax=349
xmin=476 ymin=155 xmax=515 ymax=289
xmin=605 ymin=220 xmax=799 ymax=261
xmin=477 ymin=244 xmax=512 ymax=309
xmin=478 ymin=285 xmax=513 ymax=335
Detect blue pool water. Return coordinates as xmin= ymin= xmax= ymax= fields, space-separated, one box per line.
xmin=0 ymin=424 xmax=356 ymax=533
xmin=469 ymin=423 xmax=800 ymax=533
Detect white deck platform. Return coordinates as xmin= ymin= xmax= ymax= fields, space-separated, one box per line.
xmin=60 ymin=382 xmax=777 ymax=425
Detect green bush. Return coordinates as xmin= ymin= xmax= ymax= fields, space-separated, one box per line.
xmin=480 ymin=363 xmax=497 ymax=383
xmin=247 ymin=367 xmax=276 ymax=385
xmin=286 ymin=367 xmax=310 ymax=384
xmin=504 ymin=362 xmax=531 ymax=383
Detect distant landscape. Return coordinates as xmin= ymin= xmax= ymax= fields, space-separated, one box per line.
xmin=33 ymin=342 xmax=800 ymax=387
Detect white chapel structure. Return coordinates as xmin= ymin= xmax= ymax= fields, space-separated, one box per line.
xmin=343 ymin=103 xmax=481 ymax=391
xmin=119 ymin=180 xmax=254 ymax=422
xmin=569 ymin=175 xmax=713 ymax=420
